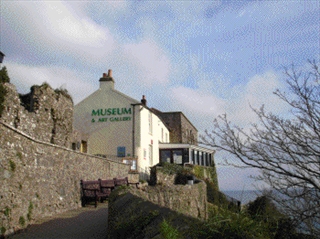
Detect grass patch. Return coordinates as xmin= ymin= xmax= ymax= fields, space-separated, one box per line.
xmin=160 ymin=219 xmax=181 ymax=239
xmin=16 ymin=151 xmax=23 ymax=160
xmin=9 ymin=160 xmax=16 ymax=172
xmin=1 ymin=226 xmax=6 ymax=235
xmin=27 ymin=201 xmax=34 ymax=221
xmin=19 ymin=216 xmax=26 ymax=227
xmin=4 ymin=207 xmax=11 ymax=217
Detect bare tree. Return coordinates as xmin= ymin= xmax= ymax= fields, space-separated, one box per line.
xmin=201 ymin=60 xmax=320 ymax=236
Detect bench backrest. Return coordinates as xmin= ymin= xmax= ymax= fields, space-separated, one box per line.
xmin=113 ymin=177 xmax=129 ymax=187
xmin=80 ymin=180 xmax=100 ymax=197
xmin=99 ymin=179 xmax=115 ymax=188
xmin=99 ymin=179 xmax=115 ymax=195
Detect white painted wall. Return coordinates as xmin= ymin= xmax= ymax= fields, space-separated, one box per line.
xmin=134 ymin=106 xmax=169 ymax=171
xmin=74 ymin=79 xmax=170 ymax=171
xmin=74 ymin=81 xmax=137 ymax=156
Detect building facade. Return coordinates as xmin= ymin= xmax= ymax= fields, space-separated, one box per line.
xmin=151 ymin=109 xmax=214 ymax=167
xmin=151 ymin=109 xmax=198 ymax=145
xmin=73 ymin=70 xmax=170 ymax=172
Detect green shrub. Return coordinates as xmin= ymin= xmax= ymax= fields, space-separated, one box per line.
xmin=1 ymin=226 xmax=6 ymax=235
xmin=139 ymin=179 xmax=146 ymax=184
xmin=9 ymin=160 xmax=16 ymax=172
xmin=27 ymin=201 xmax=34 ymax=221
xmin=0 ymin=66 xmax=10 ymax=116
xmin=4 ymin=207 xmax=11 ymax=217
xmin=16 ymin=151 xmax=22 ymax=160
xmin=247 ymin=196 xmax=282 ymax=221
xmin=191 ymin=206 xmax=270 ymax=239
xmin=19 ymin=216 xmax=25 ymax=227
xmin=160 ymin=219 xmax=181 ymax=239
xmin=246 ymin=195 xmax=299 ymax=238
xmin=54 ymin=88 xmax=73 ymax=102
xmin=0 ymin=67 xmax=10 ymax=83
xmin=193 ymin=165 xmax=205 ymax=179
xmin=158 ymin=162 xmax=184 ymax=175
xmin=0 ymin=82 xmax=7 ymax=116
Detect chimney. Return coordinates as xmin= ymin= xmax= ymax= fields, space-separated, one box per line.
xmin=99 ymin=69 xmax=115 ymax=90
xmin=141 ymin=95 xmax=147 ymax=106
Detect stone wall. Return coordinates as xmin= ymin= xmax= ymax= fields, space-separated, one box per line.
xmin=135 ymin=169 xmax=208 ymax=220
xmin=151 ymin=165 xmax=219 ymax=191
xmin=133 ymin=181 xmax=208 ymax=220
xmin=0 ymin=122 xmax=130 ymax=236
xmin=108 ymin=190 xmax=203 ymax=239
xmin=1 ymin=83 xmax=73 ymax=148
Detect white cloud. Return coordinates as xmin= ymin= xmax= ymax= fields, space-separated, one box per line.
xmin=6 ymin=62 xmax=96 ymax=104
xmin=225 ymin=71 xmax=289 ymax=127
xmin=170 ymin=86 xmax=226 ymax=117
xmin=2 ymin=1 xmax=115 ymax=65
xmin=123 ymin=39 xmax=171 ymax=86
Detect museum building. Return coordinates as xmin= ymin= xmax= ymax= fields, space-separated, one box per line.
xmin=74 ymin=70 xmax=170 ymax=172
xmin=73 ymin=70 xmax=215 ymax=173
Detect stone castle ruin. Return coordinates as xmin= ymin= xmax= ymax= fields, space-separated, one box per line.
xmin=0 ymin=81 xmax=130 ymax=236
xmin=1 ymin=82 xmax=73 ymax=147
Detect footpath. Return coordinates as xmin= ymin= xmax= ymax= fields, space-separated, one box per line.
xmin=7 ymin=203 xmax=109 ymax=239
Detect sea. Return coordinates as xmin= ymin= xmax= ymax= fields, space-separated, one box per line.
xmin=222 ymin=190 xmax=262 ymax=205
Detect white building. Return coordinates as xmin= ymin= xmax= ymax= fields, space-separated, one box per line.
xmin=73 ymin=70 xmax=170 ymax=173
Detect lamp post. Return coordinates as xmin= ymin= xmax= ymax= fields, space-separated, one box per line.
xmin=0 ymin=51 xmax=5 ymax=69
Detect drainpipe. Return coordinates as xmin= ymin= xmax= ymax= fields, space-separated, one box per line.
xmin=132 ymin=104 xmax=136 ymax=157
xmin=131 ymin=103 xmax=142 ymax=158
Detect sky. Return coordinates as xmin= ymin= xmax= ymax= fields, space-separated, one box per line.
xmin=1 ymin=0 xmax=319 ymax=191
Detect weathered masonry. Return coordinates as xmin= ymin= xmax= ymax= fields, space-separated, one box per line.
xmin=0 ymin=82 xmax=131 ymax=237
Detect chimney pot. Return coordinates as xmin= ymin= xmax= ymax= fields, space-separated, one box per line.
xmin=141 ymin=95 xmax=147 ymax=106
xmin=108 ymin=69 xmax=112 ymax=77
xmin=103 ymin=73 xmax=107 ymax=78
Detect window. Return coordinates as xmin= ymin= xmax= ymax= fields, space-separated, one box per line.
xmin=190 ymin=149 xmax=194 ymax=164
xmin=117 ymin=146 xmax=126 ymax=157
xmin=160 ymin=150 xmax=171 ymax=163
xmin=122 ymin=158 xmax=137 ymax=171
xmin=173 ymin=150 xmax=183 ymax=164
xmin=144 ymin=148 xmax=147 ymax=159
xmin=80 ymin=141 xmax=87 ymax=153
xmin=148 ymin=111 xmax=153 ymax=134
xmin=148 ymin=144 xmax=153 ymax=166
xmin=161 ymin=128 xmax=164 ymax=142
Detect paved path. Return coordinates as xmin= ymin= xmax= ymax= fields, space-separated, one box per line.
xmin=8 ymin=203 xmax=109 ymax=239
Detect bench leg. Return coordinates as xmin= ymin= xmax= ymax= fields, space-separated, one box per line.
xmin=81 ymin=198 xmax=86 ymax=207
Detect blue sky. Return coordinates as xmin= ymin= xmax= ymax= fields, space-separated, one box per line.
xmin=1 ymin=1 xmax=319 ymax=190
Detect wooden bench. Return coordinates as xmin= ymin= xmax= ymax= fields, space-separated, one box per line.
xmin=113 ymin=177 xmax=139 ymax=189
xmin=99 ymin=178 xmax=115 ymax=199
xmin=80 ymin=180 xmax=109 ymax=207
